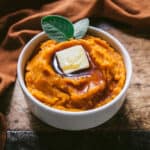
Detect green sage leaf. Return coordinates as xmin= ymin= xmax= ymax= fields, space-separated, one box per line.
xmin=41 ymin=15 xmax=74 ymax=42
xmin=74 ymin=18 xmax=89 ymax=39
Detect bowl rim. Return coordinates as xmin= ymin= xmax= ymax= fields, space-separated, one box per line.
xmin=17 ymin=26 xmax=132 ymax=116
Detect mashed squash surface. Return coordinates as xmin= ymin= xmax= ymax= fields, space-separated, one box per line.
xmin=25 ymin=36 xmax=126 ymax=111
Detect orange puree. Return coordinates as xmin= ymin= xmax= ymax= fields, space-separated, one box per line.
xmin=25 ymin=36 xmax=126 ymax=111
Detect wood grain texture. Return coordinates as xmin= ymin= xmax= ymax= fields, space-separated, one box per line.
xmin=0 ymin=20 xmax=150 ymax=132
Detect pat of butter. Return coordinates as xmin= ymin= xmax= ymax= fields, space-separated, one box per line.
xmin=56 ymin=45 xmax=90 ymax=74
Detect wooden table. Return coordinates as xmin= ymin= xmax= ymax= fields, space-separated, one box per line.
xmin=1 ymin=19 xmax=150 ymax=150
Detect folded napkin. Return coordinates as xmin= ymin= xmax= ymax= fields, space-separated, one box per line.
xmin=0 ymin=0 xmax=150 ymax=94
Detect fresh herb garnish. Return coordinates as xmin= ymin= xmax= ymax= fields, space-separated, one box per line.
xmin=73 ymin=18 xmax=89 ymax=39
xmin=41 ymin=15 xmax=89 ymax=42
xmin=41 ymin=15 xmax=74 ymax=42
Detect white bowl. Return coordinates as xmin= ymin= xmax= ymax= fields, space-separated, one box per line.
xmin=17 ymin=26 xmax=132 ymax=130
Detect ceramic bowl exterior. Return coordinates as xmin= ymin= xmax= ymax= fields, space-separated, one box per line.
xmin=17 ymin=26 xmax=132 ymax=130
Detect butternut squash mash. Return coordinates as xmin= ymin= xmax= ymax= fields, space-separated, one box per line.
xmin=25 ymin=36 xmax=126 ymax=111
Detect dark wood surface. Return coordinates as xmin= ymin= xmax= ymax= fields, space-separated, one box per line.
xmin=0 ymin=19 xmax=150 ymax=149
xmin=5 ymin=130 xmax=150 ymax=150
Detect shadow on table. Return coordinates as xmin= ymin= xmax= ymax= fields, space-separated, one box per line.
xmin=0 ymin=84 xmax=15 ymax=114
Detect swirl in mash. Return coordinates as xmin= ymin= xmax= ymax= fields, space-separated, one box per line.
xmin=25 ymin=36 xmax=126 ymax=111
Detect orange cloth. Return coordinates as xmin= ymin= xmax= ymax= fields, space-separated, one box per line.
xmin=0 ymin=0 xmax=150 ymax=94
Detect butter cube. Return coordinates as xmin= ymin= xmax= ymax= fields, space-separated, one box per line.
xmin=56 ymin=45 xmax=89 ymax=74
